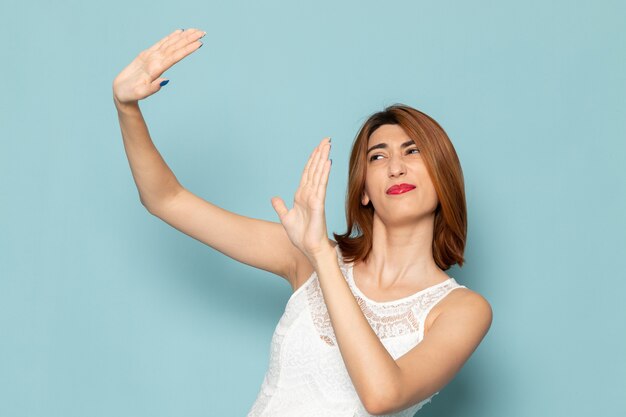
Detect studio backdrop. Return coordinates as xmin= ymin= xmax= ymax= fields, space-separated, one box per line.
xmin=1 ymin=1 xmax=624 ymax=416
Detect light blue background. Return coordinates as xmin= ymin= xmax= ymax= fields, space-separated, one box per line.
xmin=1 ymin=1 xmax=624 ymax=416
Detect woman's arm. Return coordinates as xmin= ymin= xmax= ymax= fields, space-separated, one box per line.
xmin=114 ymin=98 xmax=183 ymax=209
xmin=112 ymin=28 xmax=203 ymax=208
xmin=312 ymin=249 xmax=492 ymax=414
xmin=111 ymin=29 xmax=301 ymax=283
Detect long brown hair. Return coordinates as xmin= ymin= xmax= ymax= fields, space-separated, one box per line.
xmin=333 ymin=104 xmax=467 ymax=271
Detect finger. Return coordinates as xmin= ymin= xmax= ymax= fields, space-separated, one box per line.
xmin=163 ymin=28 xmax=205 ymax=54
xmin=270 ymin=197 xmax=289 ymax=222
xmin=308 ymin=140 xmax=326 ymax=186
xmin=158 ymin=27 xmax=193 ymax=50
xmin=317 ymin=159 xmax=332 ymax=201
xmin=164 ymin=39 xmax=203 ymax=68
xmin=156 ymin=30 xmax=205 ymax=73
xmin=304 ymin=146 xmax=319 ymax=186
xmin=147 ymin=77 xmax=169 ymax=94
xmin=299 ymin=147 xmax=316 ymax=189
xmin=312 ymin=138 xmax=331 ymax=188
xmin=148 ymin=29 xmax=184 ymax=52
xmin=162 ymin=29 xmax=205 ymax=63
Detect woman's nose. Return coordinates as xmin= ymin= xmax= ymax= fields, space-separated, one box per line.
xmin=388 ymin=156 xmax=406 ymax=177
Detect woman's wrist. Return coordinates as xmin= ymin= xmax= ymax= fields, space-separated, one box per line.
xmin=113 ymin=95 xmax=140 ymax=114
xmin=309 ymin=242 xmax=337 ymax=271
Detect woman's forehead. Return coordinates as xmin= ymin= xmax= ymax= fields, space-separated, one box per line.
xmin=368 ymin=124 xmax=412 ymax=144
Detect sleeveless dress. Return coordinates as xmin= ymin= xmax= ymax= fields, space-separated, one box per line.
xmin=247 ymin=245 xmax=467 ymax=417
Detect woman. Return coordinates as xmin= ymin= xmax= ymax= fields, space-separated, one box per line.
xmin=113 ymin=28 xmax=493 ymax=416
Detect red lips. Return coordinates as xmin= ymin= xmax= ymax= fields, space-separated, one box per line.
xmin=386 ymin=183 xmax=416 ymax=195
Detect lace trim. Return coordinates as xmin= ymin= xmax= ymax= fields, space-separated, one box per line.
xmin=306 ymin=245 xmax=465 ymax=347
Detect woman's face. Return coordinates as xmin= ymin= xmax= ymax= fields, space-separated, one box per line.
xmin=362 ymin=124 xmax=439 ymax=225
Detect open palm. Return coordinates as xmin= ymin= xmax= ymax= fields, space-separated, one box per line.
xmin=272 ymin=137 xmax=333 ymax=260
xmin=112 ymin=28 xmax=206 ymax=105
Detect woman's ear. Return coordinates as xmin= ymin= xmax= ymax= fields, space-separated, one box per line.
xmin=361 ymin=191 xmax=370 ymax=206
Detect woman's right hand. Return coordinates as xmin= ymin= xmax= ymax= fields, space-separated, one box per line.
xmin=112 ymin=28 xmax=206 ymax=107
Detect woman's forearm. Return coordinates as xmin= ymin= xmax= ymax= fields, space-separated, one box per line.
xmin=114 ymin=96 xmax=183 ymax=212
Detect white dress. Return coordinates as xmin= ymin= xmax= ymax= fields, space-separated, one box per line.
xmin=247 ymin=245 xmax=467 ymax=417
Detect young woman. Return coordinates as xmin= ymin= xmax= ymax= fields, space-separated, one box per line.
xmin=113 ymin=28 xmax=493 ymax=417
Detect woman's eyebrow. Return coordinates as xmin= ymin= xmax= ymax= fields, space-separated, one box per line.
xmin=367 ymin=140 xmax=415 ymax=154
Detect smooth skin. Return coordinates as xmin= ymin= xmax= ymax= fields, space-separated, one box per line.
xmin=113 ymin=29 xmax=492 ymax=415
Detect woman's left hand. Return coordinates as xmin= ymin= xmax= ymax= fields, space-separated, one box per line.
xmin=271 ymin=137 xmax=333 ymax=262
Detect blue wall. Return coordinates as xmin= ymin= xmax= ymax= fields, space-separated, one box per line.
xmin=1 ymin=1 xmax=624 ymax=416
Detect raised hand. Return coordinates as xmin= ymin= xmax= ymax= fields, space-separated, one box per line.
xmin=112 ymin=28 xmax=206 ymax=106
xmin=271 ymin=137 xmax=333 ymax=262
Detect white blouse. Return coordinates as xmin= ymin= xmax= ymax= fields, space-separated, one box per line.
xmin=248 ymin=245 xmax=467 ymax=416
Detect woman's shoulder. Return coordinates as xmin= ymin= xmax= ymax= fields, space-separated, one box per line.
xmin=452 ymin=286 xmax=490 ymax=306
xmin=438 ymin=283 xmax=492 ymax=323
xmin=426 ymin=284 xmax=493 ymax=329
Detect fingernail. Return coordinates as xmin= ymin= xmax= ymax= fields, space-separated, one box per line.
xmin=160 ymin=80 xmax=169 ymax=87
xmin=330 ymin=158 xmax=333 ymax=165
xmin=328 ymin=137 xmax=332 ymax=143
xmin=199 ymin=42 xmax=203 ymax=48
xmin=180 ymin=28 xmax=185 ymax=31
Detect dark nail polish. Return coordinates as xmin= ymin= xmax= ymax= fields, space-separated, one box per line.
xmin=199 ymin=42 xmax=203 ymax=48
xmin=330 ymin=158 xmax=333 ymax=165
xmin=160 ymin=80 xmax=169 ymax=87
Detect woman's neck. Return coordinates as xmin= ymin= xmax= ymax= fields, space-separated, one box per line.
xmin=359 ymin=212 xmax=445 ymax=288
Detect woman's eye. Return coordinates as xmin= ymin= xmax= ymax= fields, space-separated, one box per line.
xmin=369 ymin=148 xmax=420 ymax=162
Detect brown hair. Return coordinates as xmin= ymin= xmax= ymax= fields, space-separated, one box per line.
xmin=333 ymin=104 xmax=467 ymax=271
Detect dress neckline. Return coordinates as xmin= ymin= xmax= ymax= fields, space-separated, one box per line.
xmin=335 ymin=245 xmax=455 ymax=305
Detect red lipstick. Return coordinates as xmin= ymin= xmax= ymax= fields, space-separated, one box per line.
xmin=386 ymin=183 xmax=416 ymax=195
